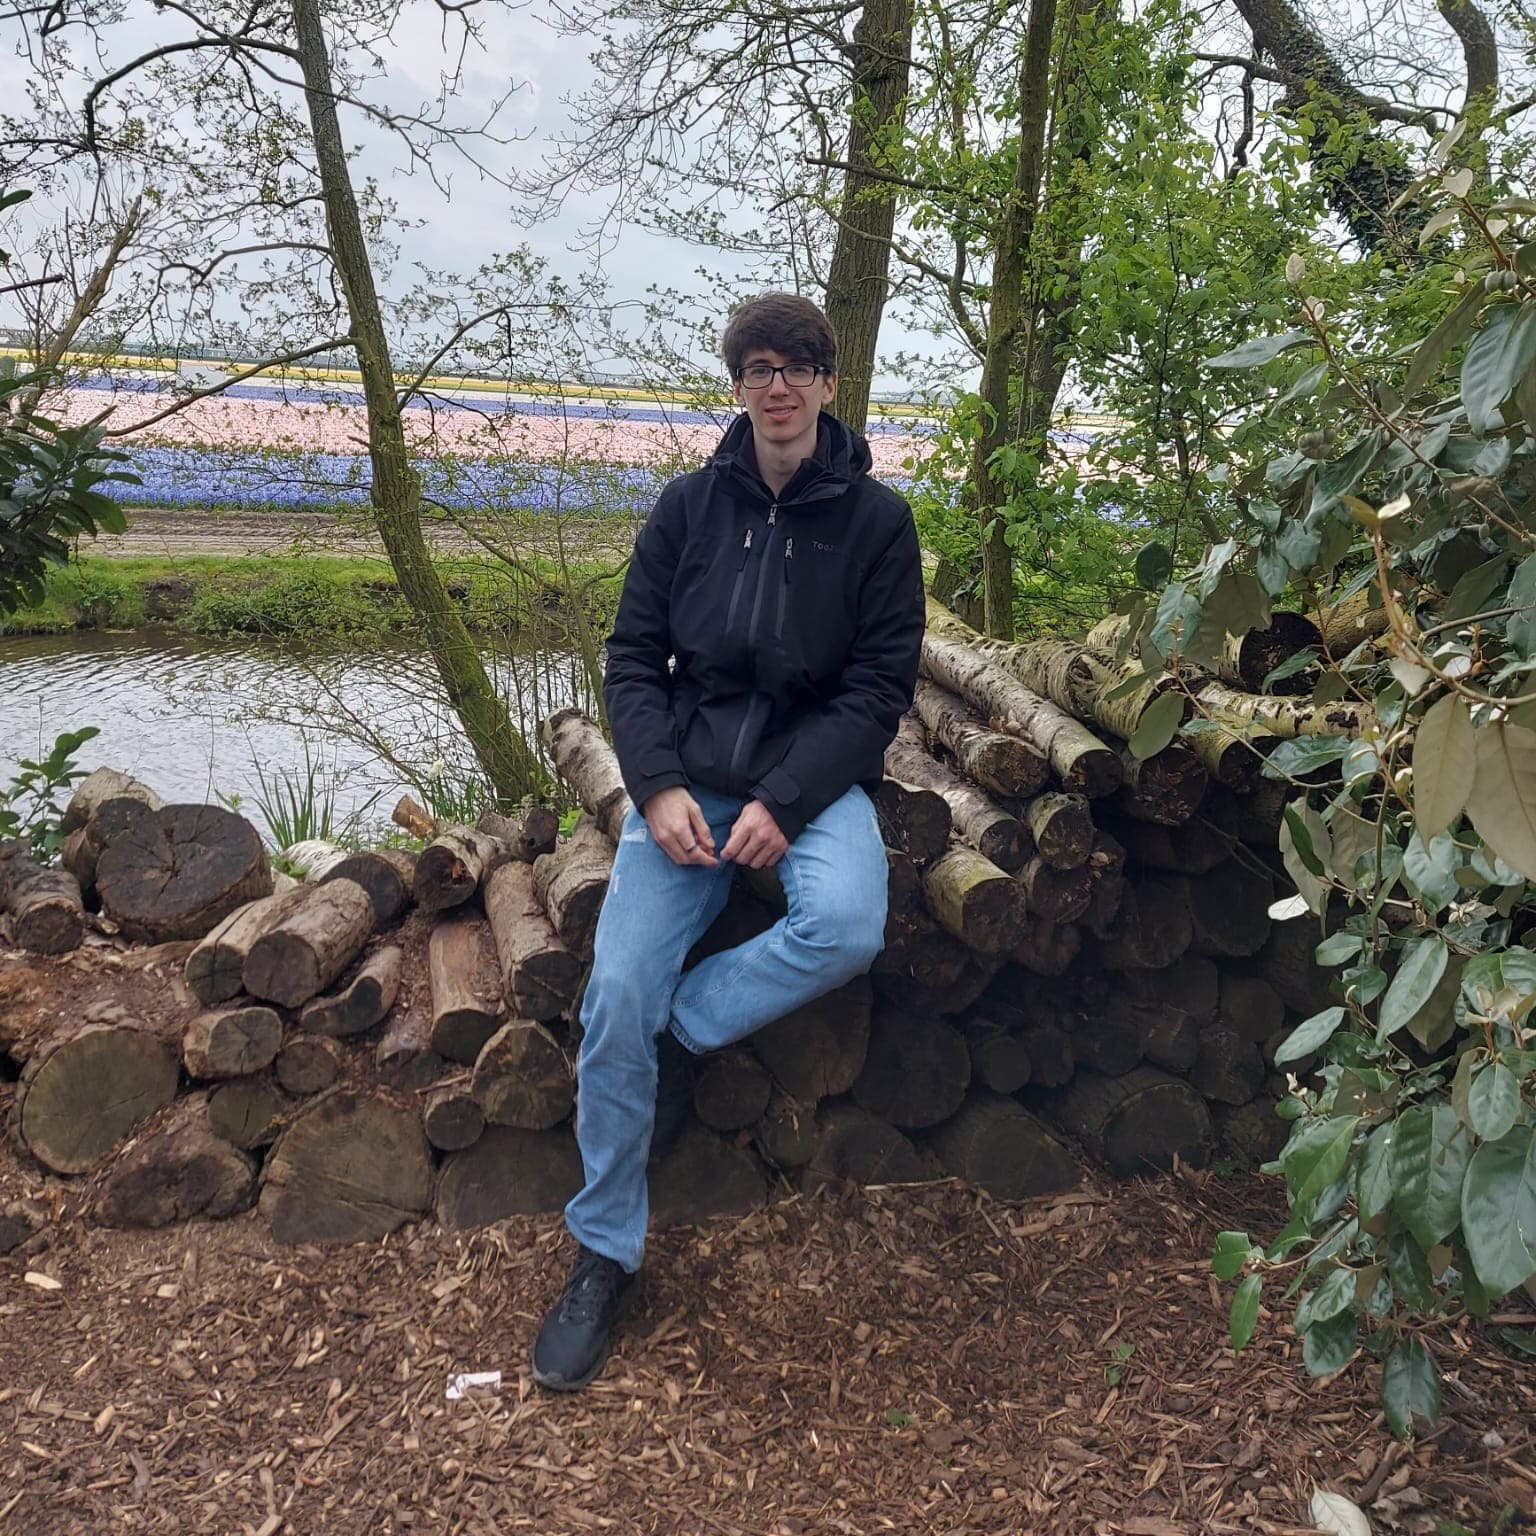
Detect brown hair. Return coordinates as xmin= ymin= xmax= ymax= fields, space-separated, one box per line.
xmin=721 ymin=293 xmax=838 ymax=378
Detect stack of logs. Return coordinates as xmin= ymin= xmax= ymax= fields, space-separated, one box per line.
xmin=1 ymin=596 xmax=1354 ymax=1244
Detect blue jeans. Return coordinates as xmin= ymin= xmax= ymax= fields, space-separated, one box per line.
xmin=564 ymin=784 xmax=888 ymax=1272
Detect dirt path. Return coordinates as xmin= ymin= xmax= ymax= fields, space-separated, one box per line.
xmin=2 ymin=1121 xmax=1530 ymax=1534
xmin=83 ymin=507 xmax=638 ymax=561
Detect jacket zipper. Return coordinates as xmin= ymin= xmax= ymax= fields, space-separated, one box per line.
xmin=730 ymin=504 xmax=778 ymax=779
xmin=724 ymin=527 xmax=753 ymax=635
xmin=774 ymin=537 xmax=793 ymax=640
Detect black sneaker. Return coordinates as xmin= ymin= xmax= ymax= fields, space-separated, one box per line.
xmin=650 ymin=1030 xmax=696 ymax=1163
xmin=530 ymin=1245 xmax=640 ymax=1391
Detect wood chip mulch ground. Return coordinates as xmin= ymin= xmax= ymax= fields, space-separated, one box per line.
xmin=2 ymin=1105 xmax=1534 ymax=1536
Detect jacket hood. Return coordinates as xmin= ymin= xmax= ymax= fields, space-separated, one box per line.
xmin=708 ymin=409 xmax=873 ymax=506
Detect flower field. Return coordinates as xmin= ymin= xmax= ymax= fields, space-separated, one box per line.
xmin=52 ymin=379 xmax=939 ymax=515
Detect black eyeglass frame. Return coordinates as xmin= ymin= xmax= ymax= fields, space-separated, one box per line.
xmin=734 ymin=362 xmax=827 ymax=390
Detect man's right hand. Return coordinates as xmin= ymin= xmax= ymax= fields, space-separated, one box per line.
xmin=641 ymin=786 xmax=719 ymax=867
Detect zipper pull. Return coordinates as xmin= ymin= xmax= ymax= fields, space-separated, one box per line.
xmin=767 ymin=505 xmax=778 ymax=526
xmin=783 ymin=537 xmax=794 ymax=583
xmin=737 ymin=528 xmax=753 ymax=569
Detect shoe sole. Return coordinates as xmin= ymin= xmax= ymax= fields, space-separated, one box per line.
xmin=529 ymin=1279 xmax=641 ymax=1393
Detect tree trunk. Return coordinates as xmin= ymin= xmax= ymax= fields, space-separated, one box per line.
xmin=1202 ymin=781 xmax=1289 ymax=845
xmin=1256 ymin=917 xmax=1335 ymax=1016
xmin=752 ymin=1091 xmax=821 ymax=1169
xmin=96 ymin=1093 xmax=256 ymax=1229
xmin=1082 ymin=829 xmax=1127 ymax=939
xmin=16 ymin=1021 xmax=180 ymax=1174
xmin=921 ymin=630 xmax=1121 ymax=796
xmin=1185 ymin=862 xmax=1273 ymax=958
xmin=1024 ymin=792 xmax=1092 ymax=870
xmin=851 ymin=1007 xmax=971 ymax=1129
xmin=801 ymin=1103 xmax=930 ymax=1191
xmin=243 ymin=879 xmax=375 ymax=1009
xmin=1320 ymin=588 xmax=1391 ymax=655
xmin=1189 ymin=1026 xmax=1267 ymax=1106
xmin=1113 ymin=744 xmax=1208 ymax=827
xmin=750 ymin=974 xmax=872 ymax=1103
xmin=317 ymin=849 xmax=416 ymax=926
xmin=96 ymin=804 xmax=273 ymax=943
xmin=921 ymin=846 xmax=1026 ymax=953
xmin=260 ymin=1087 xmax=433 ymax=1244
xmin=478 ymin=805 xmax=560 ymax=864
xmin=182 ymin=1005 xmax=283 ymax=1080
xmin=1016 ymin=1021 xmax=1073 ymax=1086
xmin=290 ymin=0 xmax=542 ymax=803
xmin=1217 ymin=972 xmax=1285 ymax=1045
xmin=483 ymin=860 xmax=583 ymax=1021
xmin=1194 ymin=680 xmax=1377 ymax=740
xmin=1011 ymin=917 xmax=1082 ymax=976
xmin=185 ymin=887 xmax=311 ymax=1006
xmin=649 ymin=1125 xmax=768 ymax=1226
xmin=1065 ymin=1006 xmax=1142 ymax=1078
xmin=1093 ymin=873 xmax=1192 ymax=970
xmin=428 ymin=915 xmax=505 ymax=1064
xmin=206 ymin=1076 xmax=287 ymax=1150
xmin=871 ymin=777 xmax=953 ymax=864
xmin=1126 ymin=1001 xmax=1201 ymax=1073
xmin=887 ymin=717 xmax=1030 ymax=871
xmin=435 ymin=1125 xmax=584 ymax=1228
xmin=931 ymin=1092 xmax=1080 ymax=1200
xmin=823 ymin=0 xmax=913 ymax=435
xmin=1048 ymin=1065 xmax=1214 ymax=1175
xmin=693 ymin=1048 xmax=773 ymax=1132
xmin=531 ymin=817 xmax=614 ymax=960
xmin=297 ymin=944 xmax=402 ymax=1037
xmin=423 ymin=1084 xmax=486 ymax=1152
xmin=1214 ymin=1099 xmax=1289 ymax=1166
xmin=1 ymin=854 xmax=83 ymax=954
xmin=275 ymin=1035 xmax=342 ymax=1096
xmin=964 ymin=1020 xmax=1034 ymax=1094
xmin=375 ymin=1005 xmax=445 ymax=1094
xmin=913 ymin=678 xmax=1049 ymax=796
xmin=539 ymin=707 xmax=633 ymax=841
xmin=414 ymin=827 xmax=506 ymax=916
xmin=472 ymin=1019 xmax=575 ymax=1130
xmin=1018 ymin=855 xmax=1093 ymax=923
xmin=1108 ymin=815 xmax=1233 ymax=874
xmin=61 ymin=767 xmax=163 ymax=847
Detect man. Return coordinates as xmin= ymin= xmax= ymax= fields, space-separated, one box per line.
xmin=531 ymin=292 xmax=924 ymax=1391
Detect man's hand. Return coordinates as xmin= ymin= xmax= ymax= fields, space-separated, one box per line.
xmin=642 ymin=786 xmax=719 ymax=867
xmin=721 ymin=800 xmax=789 ymax=869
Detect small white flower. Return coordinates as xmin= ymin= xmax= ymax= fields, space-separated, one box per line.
xmin=426 ymin=758 xmax=446 ymax=783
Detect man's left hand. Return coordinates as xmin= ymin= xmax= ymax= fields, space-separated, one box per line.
xmin=720 ymin=800 xmax=789 ymax=868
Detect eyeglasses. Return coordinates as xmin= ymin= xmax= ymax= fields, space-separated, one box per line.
xmin=736 ymin=362 xmax=824 ymax=389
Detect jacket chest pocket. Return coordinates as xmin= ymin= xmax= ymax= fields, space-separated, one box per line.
xmin=762 ymin=541 xmax=859 ymax=680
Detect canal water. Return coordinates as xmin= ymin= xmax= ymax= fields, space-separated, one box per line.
xmin=0 ymin=629 xmax=593 ymax=837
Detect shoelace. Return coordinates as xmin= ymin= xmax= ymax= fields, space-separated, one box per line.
xmin=558 ymin=1251 xmax=622 ymax=1325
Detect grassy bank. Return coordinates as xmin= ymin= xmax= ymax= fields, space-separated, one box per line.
xmin=0 ymin=555 xmax=622 ymax=641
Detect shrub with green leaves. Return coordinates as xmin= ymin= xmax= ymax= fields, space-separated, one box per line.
xmin=0 ymin=727 xmax=100 ymax=862
xmin=1118 ymin=130 xmax=1536 ymax=1437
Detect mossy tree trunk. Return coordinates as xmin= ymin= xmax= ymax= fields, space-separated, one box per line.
xmin=290 ymin=0 xmax=544 ymax=804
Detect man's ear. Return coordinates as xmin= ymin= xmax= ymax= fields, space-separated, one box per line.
xmin=822 ymin=371 xmax=839 ymax=404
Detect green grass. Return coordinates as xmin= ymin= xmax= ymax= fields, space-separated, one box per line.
xmin=0 ymin=554 xmax=622 ymax=643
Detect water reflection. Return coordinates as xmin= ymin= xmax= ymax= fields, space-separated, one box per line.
xmin=0 ymin=629 xmax=592 ymax=832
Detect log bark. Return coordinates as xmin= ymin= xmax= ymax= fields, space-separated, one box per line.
xmin=649 ymin=1125 xmax=768 ymax=1226
xmin=964 ymin=1020 xmax=1034 ymax=1094
xmin=1218 ymin=972 xmax=1285 ymax=1045
xmin=1256 ymin=917 xmax=1336 ymax=1016
xmin=870 ymin=778 xmax=952 ymax=864
xmin=206 ymin=1076 xmax=287 ymax=1150
xmin=1214 ymin=1099 xmax=1289 ymax=1165
xmin=1093 ymin=874 xmax=1192 ymax=970
xmin=423 ymin=1083 xmax=486 ymax=1152
xmin=1190 ymin=1027 xmax=1267 ymax=1105
xmin=375 ymin=1005 xmax=445 ymax=1094
xmin=185 ymin=887 xmax=311 ymax=1006
xmin=298 ymin=945 xmax=402 ymax=1037
xmin=16 ymin=1021 xmax=179 ymax=1174
xmin=483 ymin=861 xmax=582 ymax=1022
xmin=428 ymin=916 xmax=504 ymax=1064
xmin=319 ymin=849 xmax=416 ymax=926
xmin=97 ymin=804 xmax=273 ymax=943
xmin=1082 ymin=831 xmax=1127 ymax=939
xmin=260 ymin=1088 xmax=433 ymax=1244
xmin=887 ymin=717 xmax=1031 ymax=871
xmin=243 ymin=879 xmax=374 ymax=1009
xmin=931 ymin=1092 xmax=1080 ymax=1200
xmin=752 ymin=1091 xmax=821 ymax=1168
xmin=801 ymin=1103 xmax=931 ymax=1191
xmin=920 ymin=631 xmax=1122 ymax=796
xmin=1185 ymin=862 xmax=1273 ymax=958
xmin=1127 ymin=1001 xmax=1201 ymax=1073
xmin=0 ymin=854 xmax=83 ymax=954
xmin=749 ymin=975 xmax=872 ymax=1102
xmin=283 ymin=839 xmax=349 ymax=880
xmin=435 ymin=1125 xmax=584 ymax=1228
xmin=921 ymin=846 xmax=1025 ymax=953
xmin=472 ymin=1019 xmax=574 ymax=1130
xmin=1047 ymin=1065 xmax=1214 ymax=1175
xmin=851 ymin=1008 xmax=971 ymax=1129
xmin=1195 ymin=680 xmax=1377 ymax=740
xmin=414 ymin=827 xmax=505 ymax=915
xmin=540 ymin=707 xmax=633 ymax=842
xmin=60 ymin=826 xmax=97 ymax=894
xmin=531 ymin=817 xmax=614 ymax=960
xmin=96 ymin=1094 xmax=256 ymax=1228
xmin=1121 ymin=956 xmax=1219 ymax=1025
xmin=1203 ymin=781 xmax=1289 ymax=845
xmin=182 ymin=1005 xmax=283 ymax=1080
xmin=1023 ymin=792 xmax=1092 ymax=870
xmin=275 ymin=1035 xmax=342 ymax=1095
xmin=1187 ymin=722 xmax=1267 ymax=794
xmin=1113 ymin=744 xmax=1208 ymax=827
xmin=693 ymin=1048 xmax=774 ymax=1132
xmin=1320 ymin=588 xmax=1391 ymax=655
xmin=1011 ymin=918 xmax=1082 ymax=977
xmin=913 ymin=677 xmax=1049 ymax=796
xmin=1066 ymin=1008 xmax=1143 ymax=1078
xmin=1018 ymin=856 xmax=1093 ymax=923
xmin=872 ymin=917 xmax=1001 ymax=1014
xmin=61 ymin=767 xmax=163 ymax=847
xmin=477 ymin=804 xmax=560 ymax=863
xmin=392 ymin=794 xmax=437 ymax=840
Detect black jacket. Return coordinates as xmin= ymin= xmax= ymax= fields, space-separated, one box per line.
xmin=605 ymin=410 xmax=924 ymax=843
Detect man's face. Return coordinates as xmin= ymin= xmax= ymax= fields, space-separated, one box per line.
xmin=732 ymin=347 xmax=838 ymax=453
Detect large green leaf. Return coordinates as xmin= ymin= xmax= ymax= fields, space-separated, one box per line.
xmin=1392 ymin=1104 xmax=1471 ymax=1250
xmin=1461 ymin=1125 xmax=1536 ymax=1296
xmin=1406 ymin=284 xmax=1489 ymax=398
xmin=1442 ymin=556 xmax=1510 ymax=622
xmin=1508 ymin=553 xmax=1536 ymax=659
xmin=1413 ymin=695 xmax=1476 ymax=842
xmin=1209 ymin=330 xmax=1312 ymax=369
xmin=1378 ymin=934 xmax=1449 ymax=1039
xmin=1382 ymin=1336 xmax=1441 ymax=1438
xmin=1466 ymin=722 xmax=1536 ymax=880
xmin=1128 ymin=691 xmax=1183 ymax=761
xmin=1357 ymin=1123 xmax=1395 ymax=1221
xmin=1402 ymin=830 xmax=1459 ymax=913
xmin=1466 ymin=1061 xmax=1522 ymax=1142
xmin=1229 ymin=1273 xmax=1262 ymax=1353
xmin=1274 ymin=1006 xmax=1346 ymax=1065
xmin=1283 ymin=1114 xmax=1361 ymax=1221
xmin=1462 ymin=303 xmax=1536 ymax=431
xmin=1302 ymin=1308 xmax=1358 ymax=1376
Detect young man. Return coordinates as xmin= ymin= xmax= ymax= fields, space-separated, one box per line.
xmin=531 ymin=292 xmax=924 ymax=1391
